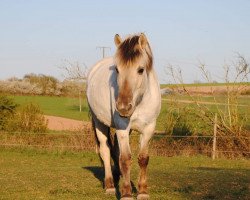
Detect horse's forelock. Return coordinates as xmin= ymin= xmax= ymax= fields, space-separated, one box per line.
xmin=115 ymin=35 xmax=153 ymax=71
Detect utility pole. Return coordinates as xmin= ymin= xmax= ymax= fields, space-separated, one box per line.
xmin=96 ymin=46 xmax=111 ymax=58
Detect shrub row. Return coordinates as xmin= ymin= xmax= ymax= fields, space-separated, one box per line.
xmin=0 ymin=74 xmax=86 ymax=97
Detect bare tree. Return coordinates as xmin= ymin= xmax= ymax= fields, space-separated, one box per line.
xmin=60 ymin=60 xmax=88 ymax=112
xmin=60 ymin=60 xmax=88 ymax=81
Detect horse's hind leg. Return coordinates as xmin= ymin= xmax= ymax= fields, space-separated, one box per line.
xmin=137 ymin=121 xmax=156 ymax=200
xmin=94 ymin=119 xmax=115 ymax=194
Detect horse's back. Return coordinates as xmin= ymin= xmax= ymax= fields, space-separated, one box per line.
xmin=87 ymin=57 xmax=116 ymax=126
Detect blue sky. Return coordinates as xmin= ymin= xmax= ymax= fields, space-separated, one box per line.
xmin=0 ymin=0 xmax=249 ymax=83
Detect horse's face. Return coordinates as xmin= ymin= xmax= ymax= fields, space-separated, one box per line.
xmin=114 ymin=33 xmax=152 ymax=117
xmin=115 ymin=60 xmax=148 ymax=117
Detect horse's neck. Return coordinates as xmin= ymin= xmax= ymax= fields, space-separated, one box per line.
xmin=132 ymin=68 xmax=161 ymax=124
xmin=141 ymin=69 xmax=161 ymax=106
xmin=146 ymin=69 xmax=160 ymax=95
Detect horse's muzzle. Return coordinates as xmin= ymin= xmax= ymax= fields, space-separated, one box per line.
xmin=116 ymin=101 xmax=133 ymax=117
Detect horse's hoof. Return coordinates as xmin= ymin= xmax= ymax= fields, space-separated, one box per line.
xmin=120 ymin=195 xmax=134 ymax=200
xmin=137 ymin=193 xmax=149 ymax=200
xmin=105 ymin=188 xmax=116 ymax=195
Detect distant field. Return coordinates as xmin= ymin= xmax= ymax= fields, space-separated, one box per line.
xmin=160 ymin=82 xmax=250 ymax=88
xmin=10 ymin=94 xmax=250 ymax=131
xmin=11 ymin=95 xmax=90 ymax=121
xmin=162 ymin=94 xmax=250 ymax=104
xmin=161 ymin=94 xmax=250 ymax=130
xmin=0 ymin=148 xmax=249 ymax=200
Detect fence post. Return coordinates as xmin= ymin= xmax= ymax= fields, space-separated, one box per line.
xmin=212 ymin=113 xmax=217 ymax=160
xmin=79 ymin=90 xmax=82 ymax=112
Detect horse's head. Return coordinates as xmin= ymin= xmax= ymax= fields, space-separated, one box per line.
xmin=114 ymin=33 xmax=153 ymax=117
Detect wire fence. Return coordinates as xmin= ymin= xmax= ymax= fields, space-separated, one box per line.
xmin=0 ymin=130 xmax=249 ymax=138
xmin=0 ymin=131 xmax=249 ymax=158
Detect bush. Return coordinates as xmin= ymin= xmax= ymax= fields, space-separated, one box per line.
xmin=0 ymin=74 xmax=87 ymax=97
xmin=165 ymin=54 xmax=249 ymax=157
xmin=0 ymin=95 xmax=17 ymax=130
xmin=24 ymin=73 xmax=59 ymax=95
xmin=6 ymin=103 xmax=48 ymax=133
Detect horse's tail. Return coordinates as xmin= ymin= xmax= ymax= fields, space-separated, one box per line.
xmin=88 ymin=107 xmax=99 ymax=154
xmin=90 ymin=116 xmax=100 ymax=154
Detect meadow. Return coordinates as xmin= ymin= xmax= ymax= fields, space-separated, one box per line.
xmin=0 ymin=90 xmax=249 ymax=200
xmin=10 ymin=94 xmax=250 ymax=132
xmin=10 ymin=95 xmax=90 ymax=121
xmin=0 ymin=148 xmax=249 ymax=200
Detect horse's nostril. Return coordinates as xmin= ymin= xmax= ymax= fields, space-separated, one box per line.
xmin=116 ymin=101 xmax=122 ymax=110
xmin=116 ymin=100 xmax=133 ymax=116
xmin=127 ymin=103 xmax=132 ymax=111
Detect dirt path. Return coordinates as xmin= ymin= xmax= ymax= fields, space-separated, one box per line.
xmin=44 ymin=115 xmax=90 ymax=131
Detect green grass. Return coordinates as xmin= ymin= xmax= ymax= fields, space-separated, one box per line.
xmin=161 ymin=94 xmax=250 ymax=131
xmin=10 ymin=95 xmax=170 ymax=131
xmin=162 ymin=94 xmax=250 ymax=105
xmin=11 ymin=95 xmax=90 ymax=121
xmin=9 ymin=94 xmax=250 ymax=132
xmin=0 ymin=148 xmax=249 ymax=199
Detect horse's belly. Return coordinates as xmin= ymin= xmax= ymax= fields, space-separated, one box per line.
xmin=88 ymin=84 xmax=113 ymax=126
xmin=90 ymin=100 xmax=112 ymax=126
xmin=87 ymin=59 xmax=116 ymax=127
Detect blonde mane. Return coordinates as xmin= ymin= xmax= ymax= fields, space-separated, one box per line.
xmin=114 ymin=34 xmax=153 ymax=72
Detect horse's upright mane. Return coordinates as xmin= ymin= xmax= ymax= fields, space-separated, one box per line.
xmin=115 ymin=34 xmax=153 ymax=71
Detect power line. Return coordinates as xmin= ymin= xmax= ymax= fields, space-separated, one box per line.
xmin=96 ymin=46 xmax=111 ymax=58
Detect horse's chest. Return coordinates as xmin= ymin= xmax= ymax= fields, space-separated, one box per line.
xmin=130 ymin=119 xmax=146 ymax=132
xmin=130 ymin=109 xmax=155 ymax=131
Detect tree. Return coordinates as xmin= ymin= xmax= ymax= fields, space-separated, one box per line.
xmin=24 ymin=73 xmax=60 ymax=95
xmin=60 ymin=60 xmax=88 ymax=112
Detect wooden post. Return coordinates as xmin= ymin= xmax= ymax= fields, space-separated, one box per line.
xmin=79 ymin=90 xmax=82 ymax=112
xmin=212 ymin=113 xmax=217 ymax=160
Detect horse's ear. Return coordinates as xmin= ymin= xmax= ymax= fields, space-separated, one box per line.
xmin=114 ymin=34 xmax=122 ymax=47
xmin=138 ymin=33 xmax=148 ymax=50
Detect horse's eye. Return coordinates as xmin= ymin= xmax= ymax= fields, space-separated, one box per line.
xmin=138 ymin=68 xmax=144 ymax=75
xmin=115 ymin=67 xmax=119 ymax=74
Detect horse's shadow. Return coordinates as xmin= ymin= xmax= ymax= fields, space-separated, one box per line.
xmin=83 ymin=166 xmax=137 ymax=199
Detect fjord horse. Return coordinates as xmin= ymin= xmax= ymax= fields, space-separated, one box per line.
xmin=87 ymin=33 xmax=161 ymax=200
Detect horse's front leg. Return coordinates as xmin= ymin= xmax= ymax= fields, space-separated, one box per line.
xmin=116 ymin=129 xmax=132 ymax=199
xmin=137 ymin=121 xmax=156 ymax=200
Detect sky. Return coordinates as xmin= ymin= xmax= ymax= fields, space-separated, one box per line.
xmin=0 ymin=0 xmax=250 ymax=83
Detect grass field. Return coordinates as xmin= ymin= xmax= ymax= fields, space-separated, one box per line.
xmin=10 ymin=95 xmax=90 ymax=121
xmin=0 ymin=148 xmax=249 ymax=200
xmin=161 ymin=94 xmax=250 ymax=131
xmin=162 ymin=94 xmax=250 ymax=105
xmin=10 ymin=94 xmax=250 ymax=132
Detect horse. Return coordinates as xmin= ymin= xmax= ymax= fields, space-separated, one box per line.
xmin=87 ymin=33 xmax=161 ymax=200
